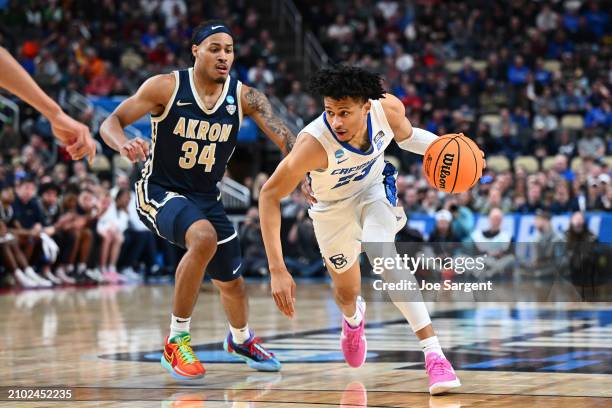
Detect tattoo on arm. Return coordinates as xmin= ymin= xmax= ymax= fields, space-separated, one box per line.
xmin=245 ymin=87 xmax=296 ymax=154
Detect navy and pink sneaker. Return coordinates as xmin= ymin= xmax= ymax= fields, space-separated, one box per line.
xmin=223 ymin=331 xmax=281 ymax=372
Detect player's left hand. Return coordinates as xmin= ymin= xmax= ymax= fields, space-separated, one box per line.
xmin=120 ymin=137 xmax=150 ymax=163
xmin=300 ymin=177 xmax=316 ymax=205
xmin=50 ymin=110 xmax=96 ymax=163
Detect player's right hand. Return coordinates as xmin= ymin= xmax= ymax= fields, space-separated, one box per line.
xmin=120 ymin=137 xmax=150 ymax=162
xmin=49 ymin=110 xmax=96 ymax=163
xmin=270 ymin=267 xmax=296 ymax=319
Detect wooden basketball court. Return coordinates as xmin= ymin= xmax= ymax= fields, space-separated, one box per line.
xmin=1 ymin=282 xmax=611 ymax=407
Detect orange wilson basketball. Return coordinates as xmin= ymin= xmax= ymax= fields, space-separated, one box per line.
xmin=422 ymin=133 xmax=485 ymax=193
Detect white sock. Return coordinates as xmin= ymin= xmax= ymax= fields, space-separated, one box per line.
xmin=420 ymin=336 xmax=444 ymax=358
xmin=343 ymin=298 xmax=364 ymax=328
xmin=169 ymin=314 xmax=191 ymax=340
xmin=77 ymin=263 xmax=87 ymax=274
xmin=229 ymin=324 xmax=251 ymax=344
xmin=67 ymin=264 xmax=75 ymax=274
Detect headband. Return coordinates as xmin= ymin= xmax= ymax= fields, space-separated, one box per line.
xmin=192 ymin=24 xmax=233 ymax=45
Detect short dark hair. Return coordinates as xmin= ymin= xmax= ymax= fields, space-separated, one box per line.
xmin=39 ymin=182 xmax=60 ymax=195
xmin=307 ymin=65 xmax=385 ymax=103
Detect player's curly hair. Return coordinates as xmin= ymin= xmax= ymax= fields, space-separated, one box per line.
xmin=307 ymin=65 xmax=385 ymax=102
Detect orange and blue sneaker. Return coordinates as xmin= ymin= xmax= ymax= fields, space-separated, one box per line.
xmin=161 ymin=332 xmax=206 ymax=380
xmin=223 ymin=331 xmax=281 ymax=372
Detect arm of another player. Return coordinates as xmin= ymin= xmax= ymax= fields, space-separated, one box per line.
xmin=241 ymin=86 xmax=317 ymax=204
xmin=241 ymin=85 xmax=296 ymax=154
xmin=259 ymin=133 xmax=328 ymax=318
xmin=381 ymin=93 xmax=438 ymax=154
xmin=100 ymin=73 xmax=175 ymax=162
xmin=0 ymin=46 xmax=95 ymax=162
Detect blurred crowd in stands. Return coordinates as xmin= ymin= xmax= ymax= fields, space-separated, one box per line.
xmin=0 ymin=0 xmax=610 ymax=289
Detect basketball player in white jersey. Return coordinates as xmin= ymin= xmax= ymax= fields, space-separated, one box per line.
xmin=259 ymin=66 xmax=461 ymax=395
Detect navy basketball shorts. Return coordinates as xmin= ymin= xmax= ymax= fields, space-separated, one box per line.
xmin=134 ymin=180 xmax=242 ymax=281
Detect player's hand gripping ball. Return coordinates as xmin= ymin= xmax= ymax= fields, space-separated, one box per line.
xmin=423 ymin=133 xmax=485 ymax=194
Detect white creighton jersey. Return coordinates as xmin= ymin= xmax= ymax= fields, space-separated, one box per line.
xmin=302 ymin=99 xmax=394 ymax=203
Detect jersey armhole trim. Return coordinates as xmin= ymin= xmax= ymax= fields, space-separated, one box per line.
xmin=372 ymin=98 xmax=394 ymax=136
xmin=237 ymin=81 xmax=243 ymax=127
xmin=150 ymin=71 xmax=180 ymax=123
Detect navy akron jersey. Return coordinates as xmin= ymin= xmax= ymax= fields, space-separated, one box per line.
xmin=142 ymin=67 xmax=243 ymax=194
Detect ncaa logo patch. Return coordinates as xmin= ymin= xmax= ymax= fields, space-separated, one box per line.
xmin=226 ymin=95 xmax=235 ymax=104
xmin=226 ymin=104 xmax=237 ymax=115
xmin=334 ymin=149 xmax=344 ymax=159
xmin=329 ymin=253 xmax=348 ymax=269
xmin=374 ymin=131 xmax=384 ymax=150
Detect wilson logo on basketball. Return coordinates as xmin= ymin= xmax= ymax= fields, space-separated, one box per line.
xmin=438 ymin=153 xmax=455 ymax=189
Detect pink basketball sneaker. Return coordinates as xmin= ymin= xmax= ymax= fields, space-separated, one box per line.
xmin=425 ymin=353 xmax=461 ymax=395
xmin=340 ymin=296 xmax=367 ymax=368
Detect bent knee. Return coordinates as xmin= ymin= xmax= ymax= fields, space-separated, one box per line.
xmin=186 ymin=222 xmax=218 ymax=257
xmin=213 ymin=276 xmax=245 ymax=295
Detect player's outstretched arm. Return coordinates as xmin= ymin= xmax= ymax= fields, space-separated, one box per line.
xmin=241 ymin=85 xmax=296 ymax=155
xmin=100 ymin=74 xmax=175 ymax=162
xmin=381 ymin=93 xmax=438 ymax=154
xmin=0 ymin=46 xmax=95 ymax=162
xmin=259 ymin=134 xmax=327 ymax=318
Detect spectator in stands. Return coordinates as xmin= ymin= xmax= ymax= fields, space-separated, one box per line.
xmin=284 ymin=81 xmax=312 ymax=119
xmin=549 ymin=180 xmax=580 ymax=214
xmin=507 ymin=55 xmax=530 ymax=86
xmin=48 ymin=192 xmax=80 ymax=284
xmin=118 ymin=188 xmax=157 ymax=280
xmin=428 ymin=209 xmax=460 ymax=249
xmin=479 ymin=186 xmax=512 ymax=215
xmin=11 ymin=177 xmax=57 ymax=284
xmin=240 ymin=207 xmax=268 ymax=276
xmin=536 ymin=3 xmax=560 ymax=33
xmin=578 ymin=128 xmax=606 ymax=159
xmin=471 ymin=207 xmax=514 ymax=278
xmin=0 ymin=184 xmax=42 ymax=288
xmin=584 ymin=100 xmax=611 ymax=129
xmin=448 ymin=193 xmax=475 ymax=243
xmin=421 ymin=189 xmax=440 ymax=216
xmin=247 ymin=58 xmax=274 ymax=90
xmin=327 ymin=14 xmax=353 ymax=42
xmin=601 ymin=183 xmax=612 ymax=211
xmin=74 ymin=188 xmax=100 ymax=280
xmin=557 ymin=130 xmax=577 ymax=157
xmin=284 ymin=208 xmax=323 ymax=277
xmin=533 ymin=107 xmax=559 ymax=133
xmin=403 ymin=187 xmax=424 ymax=213
xmin=565 ymin=211 xmax=599 ymax=289
xmin=517 ymin=182 xmax=544 ymax=213
xmin=552 ymin=154 xmax=575 ymax=182
xmin=96 ymin=188 xmax=130 ymax=283
xmin=527 ymin=209 xmax=565 ymax=277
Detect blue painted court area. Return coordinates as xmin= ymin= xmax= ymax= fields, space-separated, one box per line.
xmin=102 ymin=306 xmax=612 ymax=374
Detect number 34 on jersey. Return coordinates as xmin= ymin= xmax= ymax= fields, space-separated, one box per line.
xmin=173 ymin=117 xmax=233 ymax=173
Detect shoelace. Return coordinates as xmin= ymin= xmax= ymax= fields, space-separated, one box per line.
xmin=174 ymin=335 xmax=197 ymax=364
xmin=346 ymin=329 xmax=362 ymax=352
xmin=427 ymin=357 xmax=449 ymax=376
xmin=245 ymin=337 xmax=274 ymax=359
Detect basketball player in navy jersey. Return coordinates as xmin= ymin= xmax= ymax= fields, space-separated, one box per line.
xmin=100 ymin=21 xmax=294 ymax=379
